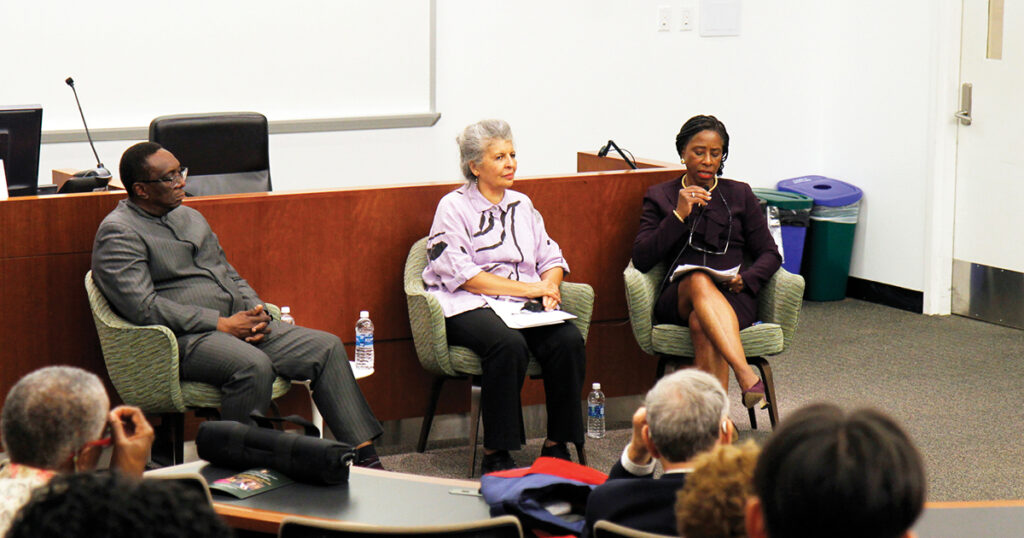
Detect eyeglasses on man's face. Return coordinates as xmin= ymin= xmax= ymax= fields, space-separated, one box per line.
xmin=137 ymin=166 xmax=188 ymax=186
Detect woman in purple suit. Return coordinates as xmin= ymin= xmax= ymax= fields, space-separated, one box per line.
xmin=632 ymin=115 xmax=781 ymax=408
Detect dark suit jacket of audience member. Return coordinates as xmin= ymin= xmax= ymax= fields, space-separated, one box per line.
xmin=582 ymin=461 xmax=687 ymax=538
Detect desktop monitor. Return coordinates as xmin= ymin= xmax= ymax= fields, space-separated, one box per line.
xmin=0 ymin=105 xmax=43 ymax=197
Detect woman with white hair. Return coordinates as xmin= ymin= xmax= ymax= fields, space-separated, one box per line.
xmin=0 ymin=366 xmax=154 ymax=534
xmin=422 ymin=119 xmax=586 ymax=475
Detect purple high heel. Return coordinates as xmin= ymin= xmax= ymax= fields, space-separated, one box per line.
xmin=742 ymin=379 xmax=766 ymax=409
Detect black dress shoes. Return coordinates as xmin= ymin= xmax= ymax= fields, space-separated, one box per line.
xmin=481 ymin=450 xmax=517 ymax=475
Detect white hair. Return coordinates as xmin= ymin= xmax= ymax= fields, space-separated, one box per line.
xmin=456 ymin=119 xmax=514 ymax=181
xmin=1 ymin=366 xmax=109 ymax=469
xmin=644 ymin=368 xmax=728 ymax=463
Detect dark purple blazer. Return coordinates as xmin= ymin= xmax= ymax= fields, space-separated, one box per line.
xmin=632 ymin=175 xmax=781 ymax=304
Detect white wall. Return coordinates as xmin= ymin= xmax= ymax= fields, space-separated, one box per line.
xmin=37 ymin=1 xmax=951 ymax=296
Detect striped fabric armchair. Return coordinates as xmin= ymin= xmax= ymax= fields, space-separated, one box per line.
xmin=404 ymin=237 xmax=595 ymax=476
xmin=84 ymin=271 xmax=291 ymax=464
xmin=623 ymin=261 xmax=804 ymax=428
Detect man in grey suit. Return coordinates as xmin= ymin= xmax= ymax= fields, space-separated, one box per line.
xmin=91 ymin=142 xmax=384 ymax=467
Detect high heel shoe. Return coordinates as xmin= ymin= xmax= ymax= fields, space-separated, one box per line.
xmin=742 ymin=379 xmax=766 ymax=409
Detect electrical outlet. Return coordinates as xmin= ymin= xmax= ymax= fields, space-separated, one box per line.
xmin=680 ymin=7 xmax=693 ymax=31
xmin=657 ymin=5 xmax=671 ymax=32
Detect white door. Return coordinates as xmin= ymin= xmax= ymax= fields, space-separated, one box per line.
xmin=951 ymin=0 xmax=1024 ymax=326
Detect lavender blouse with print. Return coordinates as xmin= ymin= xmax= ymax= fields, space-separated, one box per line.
xmin=422 ymin=182 xmax=569 ymax=318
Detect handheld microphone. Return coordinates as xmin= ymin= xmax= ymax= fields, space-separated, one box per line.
xmin=63 ymin=77 xmax=112 ymax=190
xmin=597 ymin=139 xmax=638 ymax=169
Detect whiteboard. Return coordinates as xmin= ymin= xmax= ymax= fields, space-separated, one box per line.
xmin=0 ymin=1 xmax=433 ymax=135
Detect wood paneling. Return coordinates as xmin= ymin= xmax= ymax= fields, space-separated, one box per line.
xmin=0 ymin=156 xmax=679 ymax=425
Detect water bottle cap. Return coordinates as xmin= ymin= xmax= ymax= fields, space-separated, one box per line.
xmin=281 ymin=306 xmax=290 ymax=314
xmin=592 ymin=382 xmax=601 ymax=390
xmin=359 ymin=310 xmax=369 ymax=318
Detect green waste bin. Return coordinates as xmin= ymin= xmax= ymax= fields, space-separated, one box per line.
xmin=777 ymin=176 xmax=863 ymax=301
xmin=752 ymin=189 xmax=814 ymax=275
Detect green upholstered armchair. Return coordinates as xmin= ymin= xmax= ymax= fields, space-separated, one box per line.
xmin=84 ymin=271 xmax=291 ymax=464
xmin=623 ymin=261 xmax=804 ymax=428
xmin=404 ymin=237 xmax=595 ymax=476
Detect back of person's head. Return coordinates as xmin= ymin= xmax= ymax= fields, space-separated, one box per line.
xmin=7 ymin=471 xmax=232 ymax=538
xmin=677 ymin=440 xmax=760 ymax=538
xmin=120 ymin=141 xmax=164 ymax=195
xmin=644 ymin=368 xmax=728 ymax=463
xmin=1 ymin=366 xmax=109 ymax=469
xmin=751 ymin=403 xmax=925 ymax=538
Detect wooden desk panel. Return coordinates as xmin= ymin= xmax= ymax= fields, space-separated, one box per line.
xmin=0 ymin=161 xmax=679 ymax=422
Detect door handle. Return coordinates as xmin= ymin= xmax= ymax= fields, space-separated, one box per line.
xmin=955 ymin=82 xmax=973 ymax=125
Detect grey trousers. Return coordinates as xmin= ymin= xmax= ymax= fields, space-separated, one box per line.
xmin=180 ymin=320 xmax=382 ymax=445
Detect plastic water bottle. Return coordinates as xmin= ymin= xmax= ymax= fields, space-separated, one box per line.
xmin=587 ymin=382 xmax=605 ymax=439
xmin=280 ymin=306 xmax=295 ymax=325
xmin=355 ymin=311 xmax=374 ymax=371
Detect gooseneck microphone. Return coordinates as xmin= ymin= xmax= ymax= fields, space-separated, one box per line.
xmin=597 ymin=139 xmax=638 ymax=169
xmin=64 ymin=77 xmax=112 ymax=186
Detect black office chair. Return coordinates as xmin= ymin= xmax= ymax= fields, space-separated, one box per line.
xmin=148 ymin=112 xmax=272 ymax=196
xmin=278 ymin=515 xmax=523 ymax=538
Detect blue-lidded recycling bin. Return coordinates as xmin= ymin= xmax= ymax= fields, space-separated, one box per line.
xmin=777 ymin=176 xmax=863 ymax=301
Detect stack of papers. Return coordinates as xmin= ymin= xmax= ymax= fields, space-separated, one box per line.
xmin=669 ymin=264 xmax=740 ymax=283
xmin=484 ymin=297 xmax=577 ymax=329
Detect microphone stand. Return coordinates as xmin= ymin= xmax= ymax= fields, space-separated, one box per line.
xmin=597 ymin=139 xmax=638 ymax=170
xmin=65 ymin=77 xmax=112 ymax=189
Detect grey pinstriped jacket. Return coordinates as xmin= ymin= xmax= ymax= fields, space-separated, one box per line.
xmin=91 ymin=199 xmax=263 ymax=352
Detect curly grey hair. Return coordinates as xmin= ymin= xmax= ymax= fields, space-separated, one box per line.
xmin=644 ymin=368 xmax=729 ymax=463
xmin=1 ymin=366 xmax=109 ymax=469
xmin=456 ymin=119 xmax=514 ymax=181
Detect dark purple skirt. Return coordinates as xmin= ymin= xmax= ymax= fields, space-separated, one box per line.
xmin=654 ymin=276 xmax=759 ymax=330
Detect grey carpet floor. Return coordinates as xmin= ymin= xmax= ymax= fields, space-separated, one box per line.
xmin=380 ymin=299 xmax=1024 ymax=502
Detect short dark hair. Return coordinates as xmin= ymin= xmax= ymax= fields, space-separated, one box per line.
xmin=675 ymin=115 xmax=730 ymax=175
xmin=8 ymin=471 xmax=232 ymax=538
xmin=753 ymin=403 xmax=926 ymax=538
xmin=119 ymin=141 xmax=164 ymax=196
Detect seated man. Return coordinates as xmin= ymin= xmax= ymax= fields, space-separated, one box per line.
xmin=745 ymin=404 xmax=926 ymax=538
xmin=91 ymin=142 xmax=383 ymax=467
xmin=582 ymin=369 xmax=732 ymax=538
xmin=7 ymin=472 xmax=231 ymax=538
xmin=1 ymin=366 xmax=154 ymax=535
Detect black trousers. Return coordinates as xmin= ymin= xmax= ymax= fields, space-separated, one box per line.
xmin=445 ymin=308 xmax=586 ymax=451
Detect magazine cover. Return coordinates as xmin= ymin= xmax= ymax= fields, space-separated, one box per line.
xmin=209 ymin=468 xmax=294 ymax=499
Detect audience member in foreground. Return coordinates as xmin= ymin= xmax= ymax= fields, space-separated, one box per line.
xmin=7 ymin=471 xmax=231 ymax=538
xmin=676 ymin=440 xmax=760 ymax=538
xmin=92 ymin=141 xmax=384 ymax=467
xmin=423 ymin=119 xmax=585 ymax=474
xmin=582 ymin=369 xmax=733 ymax=538
xmin=0 ymin=366 xmax=154 ymax=535
xmin=745 ymin=403 xmax=926 ymax=538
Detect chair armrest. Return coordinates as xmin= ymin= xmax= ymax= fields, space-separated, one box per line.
xmin=559 ymin=281 xmax=595 ymax=343
xmin=86 ymin=272 xmax=186 ymax=413
xmin=623 ymin=261 xmax=665 ymax=355
xmin=404 ymin=238 xmax=457 ymax=377
xmin=90 ymin=312 xmax=186 ymax=413
xmin=265 ymin=303 xmax=281 ymax=320
xmin=756 ymin=268 xmax=805 ymax=351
